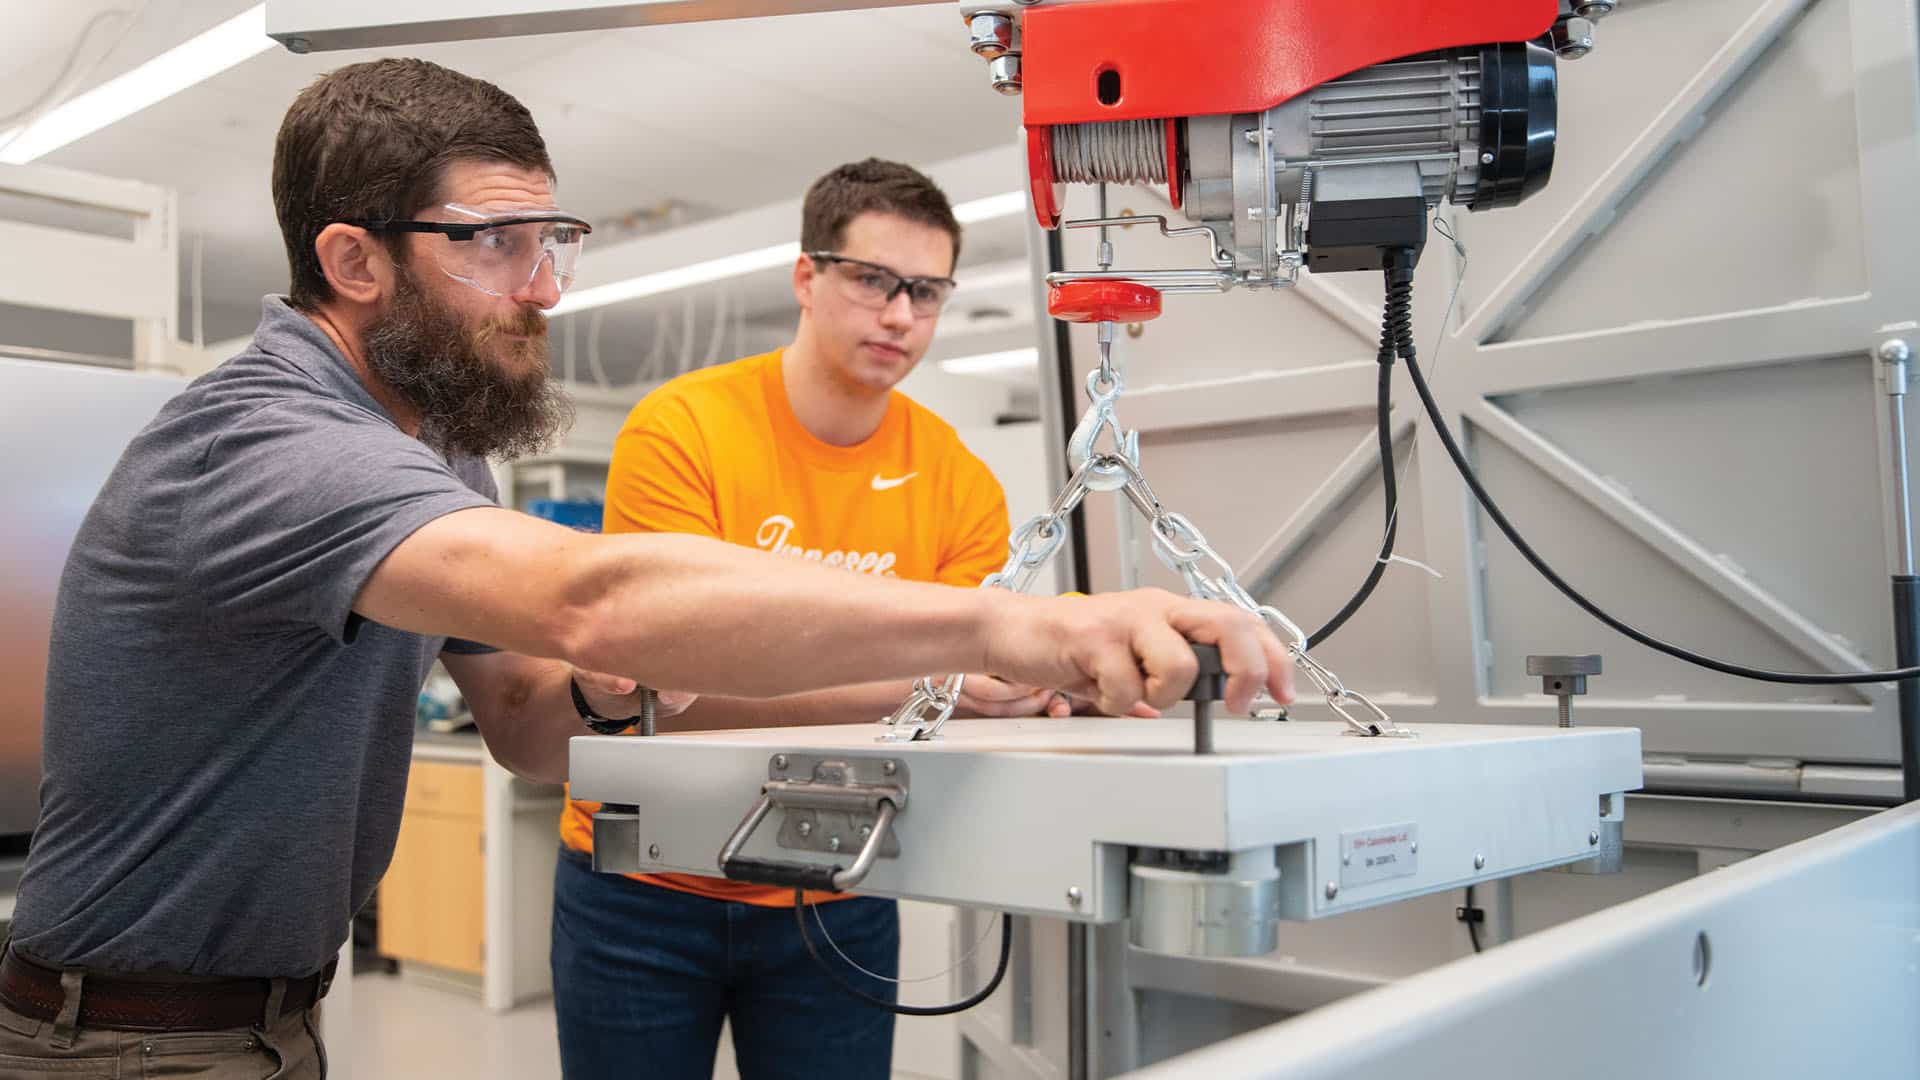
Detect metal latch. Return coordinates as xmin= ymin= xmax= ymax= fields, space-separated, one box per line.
xmin=717 ymin=755 xmax=909 ymax=892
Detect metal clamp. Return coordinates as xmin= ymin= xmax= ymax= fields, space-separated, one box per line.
xmin=716 ymin=757 xmax=907 ymax=892
xmin=879 ymin=674 xmax=964 ymax=742
xmin=1066 ymin=369 xmax=1139 ymax=492
xmin=1059 ymin=213 xmax=1234 ymax=267
xmin=1295 ymin=650 xmax=1412 ymax=738
xmin=1047 ymin=214 xmax=1266 ymax=294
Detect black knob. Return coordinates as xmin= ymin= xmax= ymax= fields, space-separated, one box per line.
xmin=1187 ymin=643 xmax=1226 ymax=703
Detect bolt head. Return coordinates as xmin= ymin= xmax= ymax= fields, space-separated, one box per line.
xmin=284 ymin=36 xmax=312 ymax=54
xmin=1474 ymin=853 xmax=1487 ymax=870
xmin=1325 ymin=881 xmax=1339 ymax=900
xmin=1481 ymin=151 xmax=1496 ymax=165
xmin=828 ymin=836 xmax=842 ymax=852
xmin=1067 ymin=886 xmax=1084 ymax=906
xmin=1342 ymin=853 xmax=1352 ymax=866
xmin=797 ymin=820 xmax=813 ymax=837
xmin=883 ymin=760 xmax=897 ymax=776
xmin=989 ymin=55 xmax=1023 ymax=96
xmin=1410 ymin=840 xmax=1419 ymax=854
xmin=773 ymin=754 xmax=789 ymax=770
xmin=1590 ymin=831 xmax=1601 ymax=846
xmin=648 ymin=844 xmax=661 ymax=859
xmin=1553 ymin=17 xmax=1597 ymax=59
xmin=860 ymin=824 xmax=873 ymax=839
xmin=968 ymin=13 xmax=1014 ymax=60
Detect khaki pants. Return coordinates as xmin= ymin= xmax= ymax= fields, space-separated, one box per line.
xmin=0 ymin=981 xmax=325 ymax=1079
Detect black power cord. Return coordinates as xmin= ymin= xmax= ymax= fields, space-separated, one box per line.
xmin=1307 ymin=252 xmax=1416 ymax=649
xmin=794 ymin=889 xmax=1013 ymax=1017
xmin=1402 ymin=345 xmax=1920 ymax=685
xmin=1306 ymin=246 xmax=1920 ymax=686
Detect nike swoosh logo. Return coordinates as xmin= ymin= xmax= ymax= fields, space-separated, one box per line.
xmin=871 ymin=472 xmax=919 ymax=491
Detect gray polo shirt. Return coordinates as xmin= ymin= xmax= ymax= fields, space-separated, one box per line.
xmin=11 ymin=296 xmax=501 ymax=977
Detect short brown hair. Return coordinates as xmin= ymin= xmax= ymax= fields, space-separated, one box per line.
xmin=273 ymin=58 xmax=555 ymax=310
xmin=800 ymin=158 xmax=962 ymax=268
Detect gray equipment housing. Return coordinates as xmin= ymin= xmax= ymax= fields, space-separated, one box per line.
xmin=0 ymin=358 xmax=182 ymax=840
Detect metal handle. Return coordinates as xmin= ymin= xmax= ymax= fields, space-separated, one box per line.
xmin=716 ymin=791 xmax=900 ymax=892
xmin=720 ymin=857 xmax=843 ymax=891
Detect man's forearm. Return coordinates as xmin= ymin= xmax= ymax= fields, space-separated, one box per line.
xmin=360 ymin=510 xmax=1010 ymax=703
xmin=471 ymin=658 xmax=582 ymax=784
xmin=562 ymin=532 xmax=1007 ymax=697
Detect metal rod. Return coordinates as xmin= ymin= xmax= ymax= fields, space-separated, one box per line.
xmin=830 ymin=799 xmax=897 ymax=891
xmin=1881 ymin=338 xmax=1912 ymax=799
xmin=1046 ymin=268 xmax=1239 ymax=287
xmin=1484 ymin=877 xmax=1517 ymax=947
xmin=1194 ymin=700 xmax=1213 ymax=754
xmin=1888 ymin=345 xmax=1914 ymax=577
xmin=1095 ymin=183 xmax=1112 ymax=271
xmin=1068 ymin=922 xmax=1089 ymax=1080
xmin=1041 ymin=226 xmax=1093 ymax=595
xmin=1301 ymin=150 xmax=1457 ymax=170
xmin=1882 ymin=339 xmax=1920 ymax=804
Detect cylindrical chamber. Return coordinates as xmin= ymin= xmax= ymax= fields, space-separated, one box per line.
xmin=1050 ymin=119 xmax=1170 ymax=186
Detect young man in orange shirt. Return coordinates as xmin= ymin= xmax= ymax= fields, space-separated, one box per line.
xmin=552 ymin=160 xmax=1068 ymax=1078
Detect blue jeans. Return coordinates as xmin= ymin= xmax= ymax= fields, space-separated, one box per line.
xmin=551 ymin=847 xmax=898 ymax=1080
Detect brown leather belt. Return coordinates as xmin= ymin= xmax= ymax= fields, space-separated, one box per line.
xmin=0 ymin=946 xmax=336 ymax=1033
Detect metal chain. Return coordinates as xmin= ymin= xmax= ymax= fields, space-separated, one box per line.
xmin=879 ymin=457 xmax=1099 ymax=742
xmin=879 ymin=328 xmax=1408 ymax=741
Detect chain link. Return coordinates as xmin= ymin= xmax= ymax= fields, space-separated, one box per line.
xmin=880 ymin=458 xmax=1099 ymax=740
xmin=879 ymin=327 xmax=1408 ymax=740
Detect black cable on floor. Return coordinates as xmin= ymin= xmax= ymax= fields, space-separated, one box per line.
xmin=794 ymin=889 xmax=1013 ymax=1017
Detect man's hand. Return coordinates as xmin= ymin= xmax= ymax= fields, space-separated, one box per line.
xmin=572 ymin=668 xmax=698 ymax=723
xmin=952 ymin=675 xmax=1054 ymax=718
xmin=956 ymin=675 xmax=1159 ymax=719
xmin=983 ymin=589 xmax=1295 ymax=717
xmin=1038 ymin=690 xmax=1158 ymax=719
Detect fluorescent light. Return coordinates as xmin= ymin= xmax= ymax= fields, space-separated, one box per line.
xmin=952 ymin=190 xmax=1028 ymax=224
xmin=0 ymin=5 xmax=275 ymax=165
xmin=550 ymin=240 xmax=801 ymax=316
xmin=553 ymin=191 xmax=1027 ymax=316
xmin=940 ymin=347 xmax=1038 ymax=377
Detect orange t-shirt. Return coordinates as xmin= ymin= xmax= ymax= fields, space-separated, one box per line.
xmin=559 ymin=348 xmax=1011 ymax=907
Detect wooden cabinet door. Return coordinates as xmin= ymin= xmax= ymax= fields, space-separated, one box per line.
xmin=378 ymin=763 xmax=485 ymax=974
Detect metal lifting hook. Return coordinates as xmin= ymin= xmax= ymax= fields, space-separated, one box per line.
xmin=1066 ymin=367 xmax=1138 ymax=492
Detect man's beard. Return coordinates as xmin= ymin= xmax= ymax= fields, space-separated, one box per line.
xmin=362 ymin=266 xmax=573 ymax=460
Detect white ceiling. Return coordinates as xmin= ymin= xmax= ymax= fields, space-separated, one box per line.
xmin=3 ymin=0 xmax=1028 ymax=347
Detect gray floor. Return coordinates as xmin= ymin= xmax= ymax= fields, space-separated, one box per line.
xmin=346 ymin=965 xmax=955 ymax=1080
xmin=346 ymin=896 xmax=967 ymax=1079
xmin=349 ymin=973 xmax=562 ymax=1080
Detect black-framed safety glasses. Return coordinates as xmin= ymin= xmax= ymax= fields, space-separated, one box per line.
xmin=808 ymin=252 xmax=958 ymax=318
xmin=349 ymin=204 xmax=594 ymax=297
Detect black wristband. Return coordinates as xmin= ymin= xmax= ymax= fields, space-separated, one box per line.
xmin=571 ymin=676 xmax=633 ymax=735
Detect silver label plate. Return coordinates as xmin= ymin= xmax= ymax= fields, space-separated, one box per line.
xmin=1340 ymin=823 xmax=1418 ymax=887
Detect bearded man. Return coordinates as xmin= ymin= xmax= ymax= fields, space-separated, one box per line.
xmin=0 ymin=59 xmax=1293 ymax=1078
